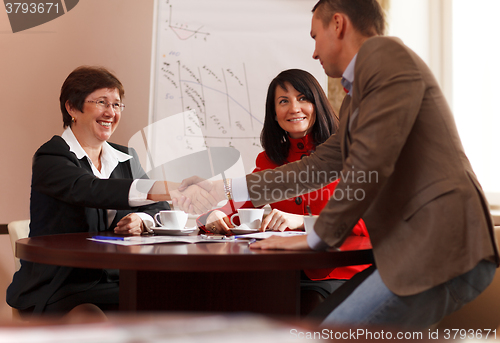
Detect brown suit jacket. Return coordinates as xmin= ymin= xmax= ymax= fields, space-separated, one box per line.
xmin=247 ymin=36 xmax=499 ymax=296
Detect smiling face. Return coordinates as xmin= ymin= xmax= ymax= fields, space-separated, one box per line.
xmin=68 ymin=88 xmax=121 ymax=148
xmin=274 ymin=82 xmax=316 ymax=139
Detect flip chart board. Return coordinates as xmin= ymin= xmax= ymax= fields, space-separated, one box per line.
xmin=141 ymin=0 xmax=326 ymax=180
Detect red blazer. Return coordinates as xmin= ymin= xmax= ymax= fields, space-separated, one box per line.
xmin=197 ymin=134 xmax=371 ymax=280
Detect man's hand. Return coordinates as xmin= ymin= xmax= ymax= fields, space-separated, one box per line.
xmin=171 ymin=184 xmax=218 ymax=214
xmin=249 ymin=235 xmax=311 ymax=250
xmin=114 ymin=213 xmax=145 ymax=236
xmin=179 ymin=176 xmax=226 ymax=203
xmin=260 ymin=209 xmax=304 ymax=232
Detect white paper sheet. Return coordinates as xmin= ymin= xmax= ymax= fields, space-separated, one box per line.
xmin=234 ymin=231 xmax=306 ymax=240
xmin=87 ymin=235 xmax=236 ymax=246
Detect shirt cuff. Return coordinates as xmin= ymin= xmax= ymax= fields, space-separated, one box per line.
xmin=134 ymin=212 xmax=155 ymax=233
xmin=307 ymin=228 xmax=330 ymax=251
xmin=129 ymin=179 xmax=157 ymax=207
xmin=232 ymin=177 xmax=250 ymax=202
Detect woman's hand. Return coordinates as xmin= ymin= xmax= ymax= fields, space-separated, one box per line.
xmin=260 ymin=209 xmax=304 ymax=232
xmin=114 ymin=213 xmax=145 ymax=236
xmin=205 ymin=210 xmax=234 ymax=235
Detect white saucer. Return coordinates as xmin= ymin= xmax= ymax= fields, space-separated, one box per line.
xmin=152 ymin=226 xmax=197 ymax=236
xmin=230 ymin=224 xmax=259 ymax=235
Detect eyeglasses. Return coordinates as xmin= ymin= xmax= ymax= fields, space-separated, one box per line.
xmin=86 ymin=99 xmax=125 ymax=113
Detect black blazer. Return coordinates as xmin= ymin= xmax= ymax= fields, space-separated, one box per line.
xmin=7 ymin=136 xmax=169 ymax=313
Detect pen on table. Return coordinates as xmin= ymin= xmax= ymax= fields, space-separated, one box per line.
xmin=247 ymin=238 xmax=257 ymax=245
xmin=201 ymin=234 xmax=234 ymax=240
xmin=92 ymin=236 xmax=130 ymax=241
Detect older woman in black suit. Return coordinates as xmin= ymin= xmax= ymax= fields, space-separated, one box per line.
xmin=7 ymin=66 xmax=179 ymax=316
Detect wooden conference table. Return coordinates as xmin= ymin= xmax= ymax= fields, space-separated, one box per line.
xmin=15 ymin=232 xmax=373 ymax=316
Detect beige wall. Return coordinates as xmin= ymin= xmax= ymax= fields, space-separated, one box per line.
xmin=0 ymin=0 xmax=155 ymax=317
xmin=0 ymin=0 xmax=156 ymax=224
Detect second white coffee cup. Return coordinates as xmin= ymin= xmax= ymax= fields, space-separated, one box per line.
xmin=230 ymin=208 xmax=264 ymax=230
xmin=155 ymin=210 xmax=188 ymax=229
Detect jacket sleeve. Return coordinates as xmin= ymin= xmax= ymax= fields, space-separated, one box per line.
xmin=247 ymin=38 xmax=425 ymax=247
xmin=32 ymin=136 xmax=136 ymax=210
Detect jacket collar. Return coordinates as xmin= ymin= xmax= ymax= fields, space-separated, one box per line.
xmin=288 ymin=133 xmax=315 ymax=151
xmin=61 ymin=127 xmax=132 ymax=177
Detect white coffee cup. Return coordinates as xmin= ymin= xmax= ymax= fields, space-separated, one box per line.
xmin=155 ymin=210 xmax=188 ymax=229
xmin=303 ymin=215 xmax=318 ymax=234
xmin=230 ymin=208 xmax=265 ymax=230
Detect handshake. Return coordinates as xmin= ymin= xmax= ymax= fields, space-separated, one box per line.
xmin=157 ymin=176 xmax=311 ymax=251
xmin=149 ymin=177 xmax=226 ymax=215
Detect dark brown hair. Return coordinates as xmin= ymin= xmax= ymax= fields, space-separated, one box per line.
xmin=312 ymin=0 xmax=385 ymax=36
xmin=60 ymin=66 xmax=124 ymax=128
xmin=261 ymin=69 xmax=338 ymax=165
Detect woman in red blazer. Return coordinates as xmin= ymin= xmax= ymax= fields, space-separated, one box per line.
xmin=197 ymin=69 xmax=370 ymax=309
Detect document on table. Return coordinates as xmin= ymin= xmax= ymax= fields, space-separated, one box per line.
xmin=235 ymin=231 xmax=306 ymax=240
xmin=88 ymin=236 xmax=235 ymax=246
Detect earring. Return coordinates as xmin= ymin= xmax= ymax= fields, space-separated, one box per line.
xmin=71 ymin=117 xmax=76 ymax=124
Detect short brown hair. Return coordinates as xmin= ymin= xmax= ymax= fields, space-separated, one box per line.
xmin=312 ymin=0 xmax=385 ymax=37
xmin=60 ymin=66 xmax=125 ymax=128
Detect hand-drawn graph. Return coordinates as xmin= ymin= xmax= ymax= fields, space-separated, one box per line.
xmin=153 ymin=56 xmax=263 ymax=173
xmin=160 ymin=59 xmax=261 ymax=135
xmin=149 ymin=0 xmax=325 ymax=174
xmin=165 ymin=3 xmax=210 ymax=41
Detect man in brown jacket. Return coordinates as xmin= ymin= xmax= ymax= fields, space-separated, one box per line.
xmin=179 ymin=0 xmax=499 ymax=328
